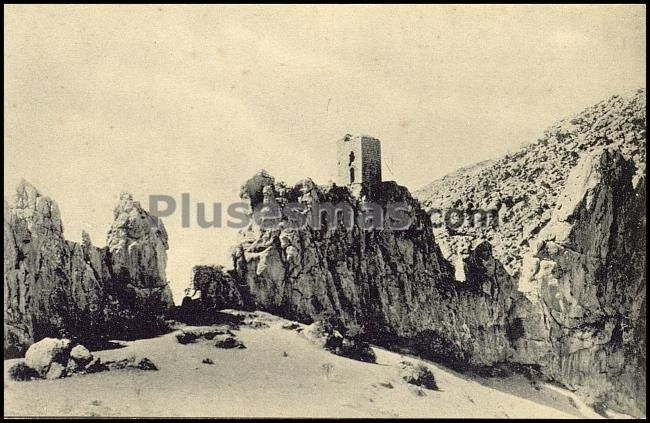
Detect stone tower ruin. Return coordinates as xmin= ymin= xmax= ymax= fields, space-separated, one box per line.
xmin=336 ymin=134 xmax=382 ymax=186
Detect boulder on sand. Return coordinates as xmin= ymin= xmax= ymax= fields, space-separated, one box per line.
xmin=70 ymin=345 xmax=93 ymax=367
xmin=24 ymin=338 xmax=72 ymax=379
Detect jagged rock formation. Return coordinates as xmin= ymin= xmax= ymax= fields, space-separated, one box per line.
xmin=511 ymin=149 xmax=646 ymax=416
xmin=4 ymin=182 xmax=173 ymax=357
xmin=197 ymin=177 xmax=453 ymax=336
xmin=106 ymin=193 xmax=174 ymax=316
xmin=415 ymin=89 xmax=646 ymax=277
xmin=191 ymin=174 xmax=520 ymax=370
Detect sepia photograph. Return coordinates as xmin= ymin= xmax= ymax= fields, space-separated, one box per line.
xmin=3 ymin=4 xmax=646 ymax=418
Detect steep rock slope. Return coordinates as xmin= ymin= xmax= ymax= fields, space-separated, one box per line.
xmin=415 ymin=89 xmax=646 ymax=277
xmin=4 ymin=183 xmax=173 ymax=357
xmin=511 ymin=149 xmax=646 ymax=416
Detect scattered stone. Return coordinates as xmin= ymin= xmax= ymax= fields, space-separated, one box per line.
xmin=134 ymin=357 xmax=158 ymax=371
xmin=84 ymin=357 xmax=109 ymax=374
xmin=70 ymin=345 xmax=93 ymax=367
xmin=302 ymin=322 xmax=331 ymax=349
xmin=106 ymin=356 xmax=158 ymax=371
xmin=400 ymin=361 xmax=438 ymax=391
xmin=244 ymin=320 xmax=270 ymax=329
xmin=202 ymin=358 xmax=214 ymax=365
xmin=44 ymin=362 xmax=67 ymax=380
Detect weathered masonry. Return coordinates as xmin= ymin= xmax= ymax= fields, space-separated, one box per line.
xmin=336 ymin=134 xmax=382 ymax=186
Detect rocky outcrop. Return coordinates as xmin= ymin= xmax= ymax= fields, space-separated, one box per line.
xmin=107 ymin=193 xmax=174 ymax=311
xmin=191 ymin=174 xmax=519 ymax=370
xmin=12 ymin=336 xmax=158 ymax=380
xmin=511 ymin=149 xmax=646 ymax=416
xmin=198 ymin=177 xmax=454 ymax=339
xmin=4 ymin=182 xmax=173 ymax=357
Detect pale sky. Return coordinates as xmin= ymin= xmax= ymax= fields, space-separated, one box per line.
xmin=4 ymin=5 xmax=646 ymax=302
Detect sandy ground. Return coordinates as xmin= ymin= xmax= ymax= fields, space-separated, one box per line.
xmin=3 ymin=311 xmax=623 ymax=418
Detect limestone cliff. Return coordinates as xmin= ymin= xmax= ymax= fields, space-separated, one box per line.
xmin=4 ymin=182 xmax=173 ymax=357
xmin=511 ymin=149 xmax=646 ymax=416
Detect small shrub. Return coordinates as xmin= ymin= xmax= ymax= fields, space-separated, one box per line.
xmin=325 ymin=335 xmax=376 ymax=363
xmin=9 ymin=362 xmax=39 ymax=381
xmin=176 ymin=331 xmax=199 ymax=345
xmin=214 ymin=335 xmax=245 ymax=349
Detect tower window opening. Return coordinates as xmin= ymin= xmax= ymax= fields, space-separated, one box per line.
xmin=350 ymin=167 xmax=355 ymax=183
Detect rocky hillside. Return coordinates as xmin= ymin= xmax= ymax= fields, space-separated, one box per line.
xmin=192 ymin=90 xmax=646 ymax=417
xmin=4 ymin=182 xmax=174 ymax=357
xmin=415 ymin=88 xmax=646 ymax=277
